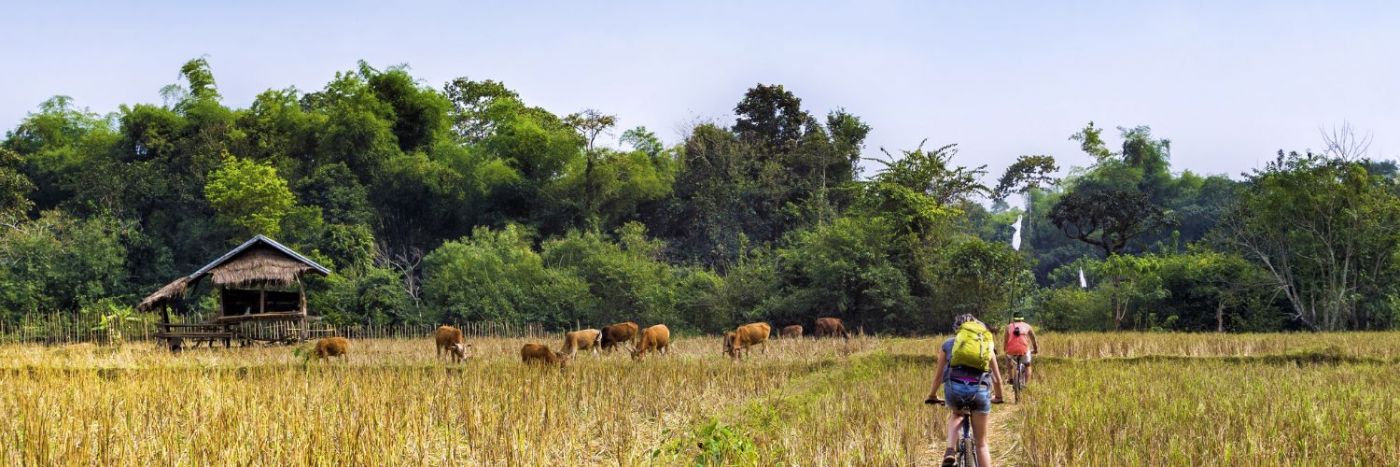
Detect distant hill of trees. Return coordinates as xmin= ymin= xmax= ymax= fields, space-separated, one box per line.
xmin=2 ymin=58 xmax=1395 ymax=332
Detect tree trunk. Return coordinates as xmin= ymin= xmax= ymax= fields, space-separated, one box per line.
xmin=1216 ymin=301 xmax=1225 ymax=332
xmin=1111 ymin=275 xmax=1124 ymax=331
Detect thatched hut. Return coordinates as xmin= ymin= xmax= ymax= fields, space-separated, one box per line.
xmin=138 ymin=235 xmax=331 ymax=349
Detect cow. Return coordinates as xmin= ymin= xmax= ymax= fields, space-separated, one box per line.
xmin=562 ymin=328 xmax=602 ymax=356
xmin=313 ymin=337 xmax=350 ymax=362
xmin=815 ymin=317 xmax=849 ymax=339
xmin=724 ymin=322 xmax=771 ymax=359
xmin=434 ymin=325 xmax=471 ymax=363
xmin=631 ymin=324 xmax=670 ymax=360
xmin=520 ymin=343 xmax=571 ymax=368
xmin=780 ymin=325 xmax=803 ymax=339
xmin=600 ymin=322 xmax=640 ymax=353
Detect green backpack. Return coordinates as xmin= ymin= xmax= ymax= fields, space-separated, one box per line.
xmin=950 ymin=320 xmax=995 ymax=372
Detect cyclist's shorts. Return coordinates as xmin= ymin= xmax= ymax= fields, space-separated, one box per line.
xmin=1008 ymin=354 xmax=1032 ymax=365
xmin=944 ymin=380 xmax=991 ymax=414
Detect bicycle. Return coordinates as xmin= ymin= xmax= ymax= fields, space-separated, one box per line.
xmin=925 ymin=396 xmax=1003 ymax=467
xmin=1007 ymin=355 xmax=1027 ymax=404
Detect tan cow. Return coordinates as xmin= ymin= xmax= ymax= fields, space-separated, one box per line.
xmin=434 ymin=325 xmax=471 ymax=363
xmin=724 ymin=322 xmax=771 ymax=359
xmin=562 ymin=328 xmax=602 ymax=356
xmin=520 ymin=343 xmax=571 ymax=368
xmin=630 ymin=324 xmax=670 ymax=360
xmin=313 ymin=337 xmax=350 ymax=362
xmin=780 ymin=325 xmax=803 ymax=339
xmin=815 ymin=317 xmax=849 ymax=339
xmin=601 ymin=322 xmax=640 ymax=352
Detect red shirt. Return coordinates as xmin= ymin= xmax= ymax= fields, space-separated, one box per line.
xmin=1005 ymin=322 xmax=1032 ymax=356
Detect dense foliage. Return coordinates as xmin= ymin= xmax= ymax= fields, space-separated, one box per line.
xmin=3 ymin=59 xmax=1396 ymax=332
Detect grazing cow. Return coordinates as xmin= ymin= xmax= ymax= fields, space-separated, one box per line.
xmin=313 ymin=337 xmax=350 ymax=362
xmin=562 ymin=329 xmax=602 ymax=356
xmin=724 ymin=322 xmax=771 ymax=359
xmin=434 ymin=325 xmax=470 ymax=363
xmin=815 ymin=317 xmax=850 ymax=339
xmin=520 ymin=343 xmax=571 ymax=368
xmin=780 ymin=325 xmax=803 ymax=339
xmin=601 ymin=322 xmax=640 ymax=352
xmin=631 ymin=324 xmax=670 ymax=360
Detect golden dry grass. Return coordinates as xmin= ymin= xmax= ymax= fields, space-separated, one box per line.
xmin=1 ymin=332 xmax=1395 ymax=466
xmin=0 ymin=336 xmax=880 ymax=466
xmin=1018 ymin=357 xmax=1400 ymax=466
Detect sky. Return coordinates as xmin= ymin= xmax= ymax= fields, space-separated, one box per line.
xmin=3 ymin=0 xmax=1398 ymax=180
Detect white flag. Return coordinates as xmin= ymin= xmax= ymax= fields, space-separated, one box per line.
xmin=1079 ymin=267 xmax=1088 ymax=288
xmin=1010 ymin=215 xmax=1023 ymax=251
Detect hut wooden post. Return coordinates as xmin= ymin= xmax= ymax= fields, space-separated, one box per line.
xmin=298 ymin=278 xmax=307 ymax=341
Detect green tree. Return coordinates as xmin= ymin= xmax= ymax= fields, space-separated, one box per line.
xmin=421 ymin=225 xmax=591 ymax=328
xmin=542 ymin=223 xmax=680 ymax=327
xmin=937 ymin=238 xmax=1029 ymax=320
xmin=1048 ymin=183 xmax=1167 ymax=258
xmin=204 ymin=154 xmax=296 ymax=238
xmin=0 ymin=148 xmax=35 ymax=221
xmin=443 ymin=77 xmax=519 ymax=142
xmin=0 ymin=211 xmax=128 ymax=319
xmin=1218 ymin=151 xmax=1400 ymax=330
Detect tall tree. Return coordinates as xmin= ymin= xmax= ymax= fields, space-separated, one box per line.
xmin=565 ymin=109 xmax=617 ymax=227
xmin=1048 ymin=183 xmax=1167 ymax=257
xmin=1218 ymin=151 xmax=1400 ymax=330
xmin=443 ymin=77 xmax=519 ymax=143
xmin=993 ymin=154 xmax=1059 ymax=250
xmin=204 ymin=154 xmax=296 ymax=238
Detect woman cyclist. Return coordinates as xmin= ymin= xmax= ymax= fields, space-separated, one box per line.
xmin=926 ymin=314 xmax=1005 ymax=467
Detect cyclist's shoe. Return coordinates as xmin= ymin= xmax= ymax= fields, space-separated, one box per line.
xmin=941 ymin=449 xmax=956 ymax=466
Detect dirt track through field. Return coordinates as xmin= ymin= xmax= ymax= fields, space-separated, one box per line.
xmin=917 ymin=398 xmax=1025 ymax=467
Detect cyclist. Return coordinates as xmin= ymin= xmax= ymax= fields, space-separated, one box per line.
xmin=926 ymin=313 xmax=1005 ymax=467
xmin=1003 ymin=314 xmax=1039 ymax=382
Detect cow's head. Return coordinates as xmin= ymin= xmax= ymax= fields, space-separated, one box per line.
xmin=554 ymin=351 xmax=572 ymax=368
xmin=722 ymin=332 xmax=737 ymax=358
xmin=451 ymin=342 xmax=471 ymax=359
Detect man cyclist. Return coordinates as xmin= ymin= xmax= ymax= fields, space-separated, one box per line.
xmin=1003 ymin=314 xmax=1039 ymax=382
xmin=926 ymin=314 xmax=1005 ymax=467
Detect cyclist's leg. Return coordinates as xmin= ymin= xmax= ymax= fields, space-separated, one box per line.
xmin=971 ymin=412 xmax=992 ymax=467
xmin=1023 ymin=354 xmax=1033 ymax=382
xmin=945 ymin=412 xmax=964 ymax=452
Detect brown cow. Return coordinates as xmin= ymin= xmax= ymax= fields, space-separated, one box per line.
xmin=520 ymin=343 xmax=571 ymax=368
xmin=434 ymin=325 xmax=471 ymax=363
xmin=313 ymin=337 xmax=350 ymax=362
xmin=780 ymin=325 xmax=803 ymax=339
xmin=724 ymin=322 xmax=771 ymax=359
xmin=814 ymin=317 xmax=849 ymax=339
xmin=562 ymin=328 xmax=602 ymax=356
xmin=631 ymin=324 xmax=670 ymax=360
xmin=601 ymin=322 xmax=640 ymax=352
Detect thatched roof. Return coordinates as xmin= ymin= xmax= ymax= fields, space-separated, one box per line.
xmin=190 ymin=235 xmax=330 ymax=288
xmin=136 ymin=276 xmax=190 ymax=311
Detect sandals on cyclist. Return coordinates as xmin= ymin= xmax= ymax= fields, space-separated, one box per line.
xmin=941 ymin=448 xmax=956 ymax=466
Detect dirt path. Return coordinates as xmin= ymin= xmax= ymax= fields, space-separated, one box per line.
xmin=917 ymin=399 xmax=1025 ymax=467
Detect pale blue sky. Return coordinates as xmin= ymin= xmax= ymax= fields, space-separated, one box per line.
xmin=3 ymin=1 xmax=1397 ymax=179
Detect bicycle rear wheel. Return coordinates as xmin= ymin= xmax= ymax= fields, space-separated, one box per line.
xmin=1012 ymin=362 xmax=1025 ymax=404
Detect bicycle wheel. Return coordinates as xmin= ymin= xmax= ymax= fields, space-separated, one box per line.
xmin=1012 ymin=362 xmax=1025 ymax=404
xmin=960 ymin=437 xmax=977 ymax=467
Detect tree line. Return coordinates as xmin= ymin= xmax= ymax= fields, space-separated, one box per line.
xmin=1 ymin=58 xmax=1395 ymax=333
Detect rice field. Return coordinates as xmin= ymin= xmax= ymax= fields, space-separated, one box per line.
xmin=0 ymin=332 xmax=1394 ymax=466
